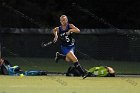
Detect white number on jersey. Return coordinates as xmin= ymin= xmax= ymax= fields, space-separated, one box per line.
xmin=65 ymin=36 xmax=70 ymax=42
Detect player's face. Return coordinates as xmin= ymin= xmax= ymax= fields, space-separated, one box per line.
xmin=60 ymin=16 xmax=68 ymax=26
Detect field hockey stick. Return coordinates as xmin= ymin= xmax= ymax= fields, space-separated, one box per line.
xmin=41 ymin=41 xmax=56 ymax=47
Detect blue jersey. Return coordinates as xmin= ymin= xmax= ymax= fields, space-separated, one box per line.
xmin=58 ymin=24 xmax=75 ymax=47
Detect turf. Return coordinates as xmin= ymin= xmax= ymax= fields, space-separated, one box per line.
xmin=6 ymin=57 xmax=140 ymax=74
xmin=0 ymin=76 xmax=140 ymax=93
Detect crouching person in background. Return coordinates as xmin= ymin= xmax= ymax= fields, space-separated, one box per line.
xmin=0 ymin=58 xmax=13 ymax=75
xmin=0 ymin=58 xmax=47 ymax=76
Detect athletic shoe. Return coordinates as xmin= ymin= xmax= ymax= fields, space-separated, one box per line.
xmin=55 ymin=52 xmax=60 ymax=63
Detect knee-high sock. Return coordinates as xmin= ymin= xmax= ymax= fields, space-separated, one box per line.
xmin=73 ymin=62 xmax=85 ymax=76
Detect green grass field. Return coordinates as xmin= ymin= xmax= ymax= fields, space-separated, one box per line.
xmin=0 ymin=57 xmax=140 ymax=93
xmin=0 ymin=76 xmax=140 ymax=93
xmin=5 ymin=57 xmax=140 ymax=74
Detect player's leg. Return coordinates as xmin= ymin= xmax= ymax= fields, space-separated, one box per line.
xmin=66 ymin=51 xmax=85 ymax=76
xmin=55 ymin=52 xmax=65 ymax=63
xmin=55 ymin=52 xmax=71 ymax=63
xmin=65 ymin=56 xmax=71 ymax=62
xmin=55 ymin=46 xmax=73 ymax=63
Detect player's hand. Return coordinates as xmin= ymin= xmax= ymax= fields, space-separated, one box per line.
xmin=53 ymin=36 xmax=58 ymax=43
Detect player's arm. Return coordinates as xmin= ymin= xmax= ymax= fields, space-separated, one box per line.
xmin=68 ymin=24 xmax=80 ymax=33
xmin=53 ymin=27 xmax=59 ymax=43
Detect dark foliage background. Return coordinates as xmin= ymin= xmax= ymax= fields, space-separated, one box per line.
xmin=0 ymin=0 xmax=140 ymax=29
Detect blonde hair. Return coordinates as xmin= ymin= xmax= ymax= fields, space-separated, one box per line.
xmin=60 ymin=15 xmax=68 ymax=21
